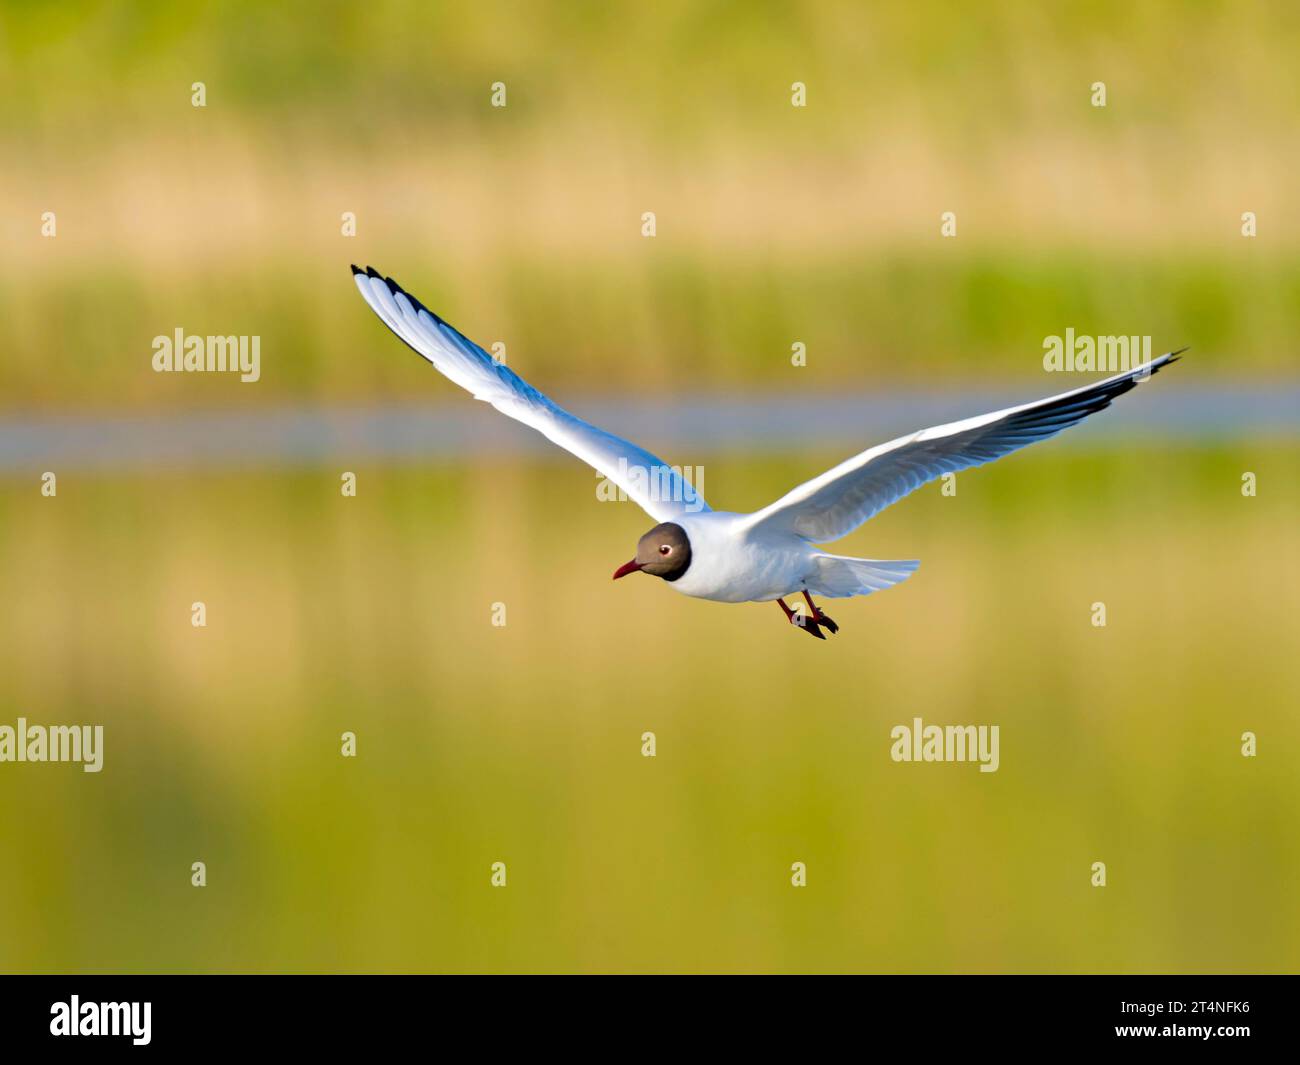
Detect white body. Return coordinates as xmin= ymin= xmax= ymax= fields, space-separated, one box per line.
xmin=352 ymin=265 xmax=1180 ymax=608
xmin=670 ymin=512 xmax=811 ymax=603
xmin=667 ymin=512 xmax=916 ymax=603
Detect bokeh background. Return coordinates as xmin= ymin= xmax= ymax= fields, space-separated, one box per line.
xmin=0 ymin=1 xmax=1296 ymax=973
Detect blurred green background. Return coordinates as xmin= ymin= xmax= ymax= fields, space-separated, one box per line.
xmin=0 ymin=1 xmax=1296 ymax=973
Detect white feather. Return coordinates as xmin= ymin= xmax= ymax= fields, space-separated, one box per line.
xmin=352 ymin=267 xmax=708 ymax=523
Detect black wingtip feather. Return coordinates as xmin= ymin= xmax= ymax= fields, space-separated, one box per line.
xmin=349 ymin=264 xmax=362 ymax=275
xmin=384 ymin=272 xmax=447 ymax=325
xmin=354 ymin=264 xmax=450 ymax=327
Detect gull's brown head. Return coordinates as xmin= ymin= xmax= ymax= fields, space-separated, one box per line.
xmin=612 ymin=522 xmax=692 ymax=582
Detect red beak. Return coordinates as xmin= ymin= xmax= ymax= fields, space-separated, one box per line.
xmin=612 ymin=559 xmax=643 ymax=580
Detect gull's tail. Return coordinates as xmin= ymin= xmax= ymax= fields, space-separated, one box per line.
xmin=808 ymin=554 xmax=920 ymax=599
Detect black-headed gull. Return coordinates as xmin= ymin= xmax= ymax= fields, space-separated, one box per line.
xmin=352 ymin=265 xmax=1181 ymax=640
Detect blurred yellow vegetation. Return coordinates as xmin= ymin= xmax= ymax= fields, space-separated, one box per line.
xmin=0 ymin=1 xmax=1296 ymax=974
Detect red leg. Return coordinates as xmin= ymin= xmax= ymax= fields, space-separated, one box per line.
xmin=779 ymin=597 xmax=827 ymax=639
xmin=801 ymin=591 xmax=839 ymax=634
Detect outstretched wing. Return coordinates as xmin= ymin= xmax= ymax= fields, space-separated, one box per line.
xmin=741 ymin=352 xmax=1183 ymax=543
xmin=351 ymin=266 xmax=708 ymax=521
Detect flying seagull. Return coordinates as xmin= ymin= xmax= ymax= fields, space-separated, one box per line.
xmin=352 ymin=265 xmax=1182 ymax=640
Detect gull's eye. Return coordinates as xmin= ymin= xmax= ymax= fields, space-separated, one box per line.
xmin=659 ymin=545 xmax=671 ymax=555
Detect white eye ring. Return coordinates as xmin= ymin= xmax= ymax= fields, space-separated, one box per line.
xmin=659 ymin=545 xmax=671 ymax=555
